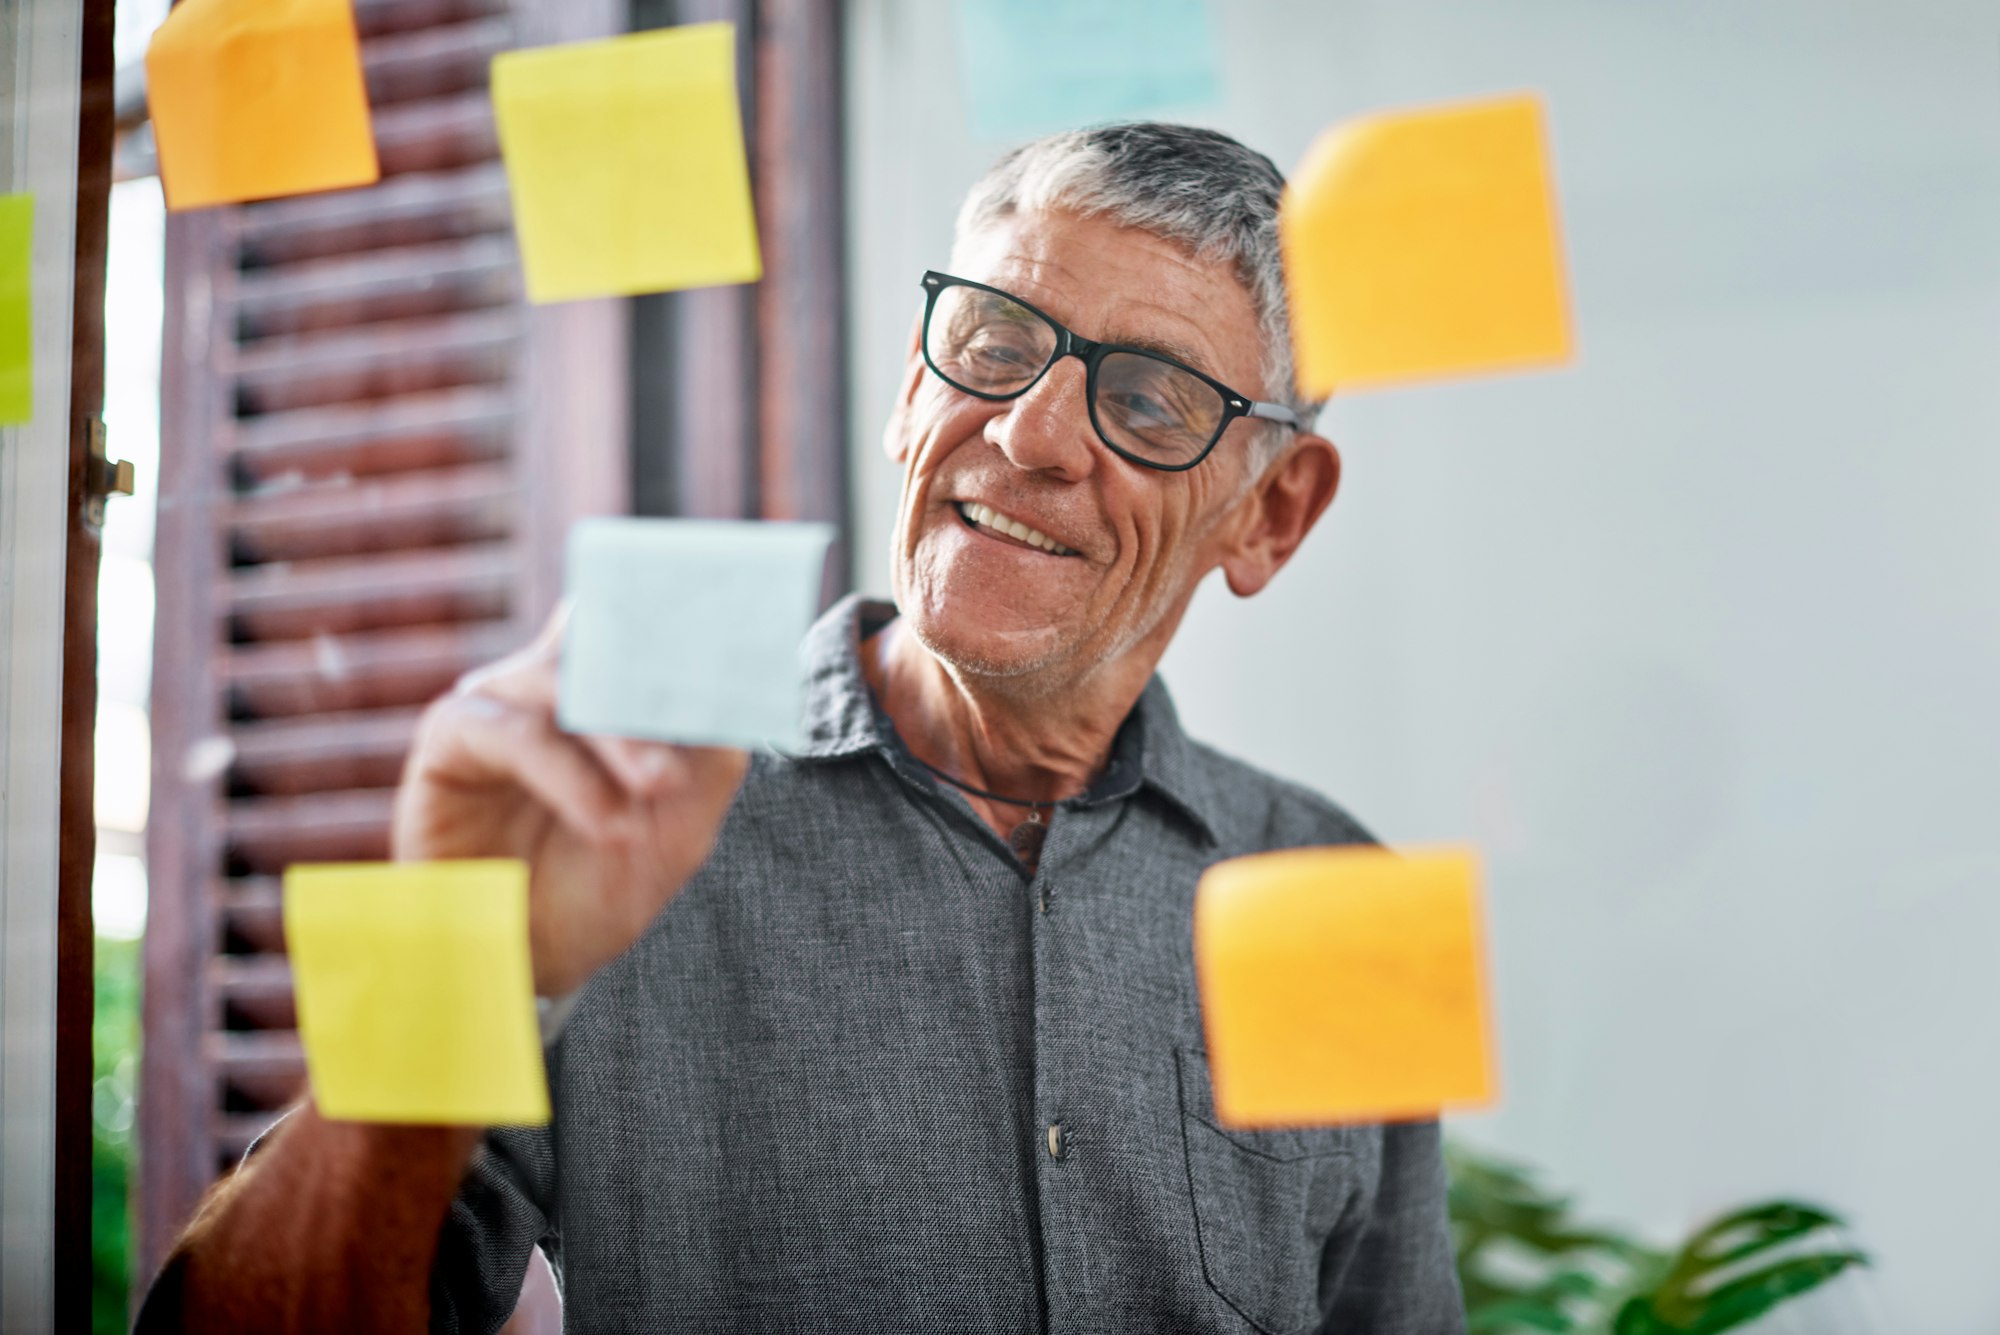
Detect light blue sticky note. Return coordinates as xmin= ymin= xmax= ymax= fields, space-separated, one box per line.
xmin=558 ymin=518 xmax=835 ymax=750
xmin=954 ymin=0 xmax=1223 ymax=142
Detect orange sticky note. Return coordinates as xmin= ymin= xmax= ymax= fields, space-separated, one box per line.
xmin=146 ymin=0 xmax=380 ymax=212
xmin=1281 ymin=94 xmax=1572 ymax=396
xmin=1195 ymin=845 xmax=1496 ymax=1127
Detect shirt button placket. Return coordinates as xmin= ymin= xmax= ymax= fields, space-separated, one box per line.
xmin=1030 ymin=847 xmax=1070 ymax=1323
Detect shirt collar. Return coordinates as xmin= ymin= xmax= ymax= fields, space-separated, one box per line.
xmin=794 ymin=593 xmax=892 ymax=761
xmin=793 ymin=595 xmax=1219 ymax=846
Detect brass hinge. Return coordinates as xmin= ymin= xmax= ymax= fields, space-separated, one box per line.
xmin=85 ymin=418 xmax=135 ymax=530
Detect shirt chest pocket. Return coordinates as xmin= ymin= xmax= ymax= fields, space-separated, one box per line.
xmin=1175 ymin=1048 xmax=1380 ymax=1334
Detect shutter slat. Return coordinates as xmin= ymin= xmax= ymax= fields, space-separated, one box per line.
xmin=229 ymin=707 xmax=423 ymax=797
xmin=206 ymin=1033 xmax=306 ymax=1114
xmin=363 ymin=16 xmax=511 ymax=107
xmin=238 ymin=168 xmax=511 ymax=267
xmin=353 ymin=0 xmax=508 ymax=39
xmin=373 ymin=92 xmax=499 ymax=179
xmin=223 ymin=623 xmax=515 ymax=718
xmin=234 ymin=236 xmax=518 ymax=340
xmin=215 ymin=878 xmax=285 ymax=956
xmin=230 ymin=384 xmax=513 ymax=483
xmin=231 ymin=310 xmax=519 ymax=416
xmin=212 ymin=957 xmax=297 ymax=1031
xmin=225 ymin=791 xmax=399 ymax=873
xmin=224 ymin=545 xmax=515 ymax=642
xmin=226 ymin=463 xmax=515 ymax=564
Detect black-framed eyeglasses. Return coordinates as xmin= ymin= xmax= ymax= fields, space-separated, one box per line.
xmin=919 ymin=270 xmax=1299 ymax=473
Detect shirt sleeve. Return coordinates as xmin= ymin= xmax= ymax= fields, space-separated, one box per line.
xmin=430 ymin=1124 xmax=557 ymax=1335
xmin=1317 ymin=1118 xmax=1467 ymax=1334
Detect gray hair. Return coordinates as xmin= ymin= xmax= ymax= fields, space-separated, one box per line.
xmin=954 ymin=123 xmax=1322 ymax=468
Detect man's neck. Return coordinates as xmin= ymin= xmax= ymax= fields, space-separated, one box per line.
xmin=861 ymin=617 xmax=1153 ymax=821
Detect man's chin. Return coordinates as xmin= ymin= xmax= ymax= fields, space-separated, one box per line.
xmin=903 ymin=600 xmax=1072 ymax=684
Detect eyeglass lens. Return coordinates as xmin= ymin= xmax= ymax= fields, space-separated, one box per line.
xmin=926 ymin=282 xmax=1226 ymax=468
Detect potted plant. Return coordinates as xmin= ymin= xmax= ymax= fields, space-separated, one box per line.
xmin=1449 ymin=1142 xmax=1868 ymax=1333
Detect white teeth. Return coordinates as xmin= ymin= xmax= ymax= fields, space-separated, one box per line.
xmin=959 ymin=502 xmax=1073 ymax=556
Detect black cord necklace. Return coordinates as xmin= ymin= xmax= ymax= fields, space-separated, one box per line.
xmin=907 ymin=753 xmax=1057 ymax=865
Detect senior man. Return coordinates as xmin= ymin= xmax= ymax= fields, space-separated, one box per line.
xmin=142 ymin=123 xmax=1464 ymax=1333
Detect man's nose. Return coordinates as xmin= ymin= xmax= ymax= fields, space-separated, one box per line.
xmin=986 ymin=354 xmax=1099 ymax=479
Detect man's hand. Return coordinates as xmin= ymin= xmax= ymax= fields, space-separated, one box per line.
xmin=392 ymin=611 xmax=749 ymax=997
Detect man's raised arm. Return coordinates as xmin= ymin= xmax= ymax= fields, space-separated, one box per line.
xmin=137 ymin=1111 xmax=481 ymax=1333
xmin=135 ymin=616 xmax=749 ymax=1333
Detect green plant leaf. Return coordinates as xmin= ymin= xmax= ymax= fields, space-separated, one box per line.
xmin=1673 ymin=1202 xmax=1843 ymax=1278
xmin=1613 ymin=1293 xmax=1671 ymax=1335
xmin=1680 ymin=1251 xmax=1868 ymax=1334
xmin=1447 ymin=1144 xmax=1663 ymax=1266
xmin=1649 ymin=1200 xmax=1860 ymax=1326
xmin=1468 ymin=1298 xmax=1576 ymax=1332
xmin=1450 ymin=1143 xmax=1866 ymax=1335
xmin=1450 ymin=1142 xmax=1669 ymax=1334
xmin=1619 ymin=1248 xmax=1868 ymax=1334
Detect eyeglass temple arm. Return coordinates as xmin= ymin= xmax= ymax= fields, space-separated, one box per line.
xmin=1244 ymin=400 xmax=1300 ymax=428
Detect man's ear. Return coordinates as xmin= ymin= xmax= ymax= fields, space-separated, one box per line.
xmin=881 ymin=313 xmax=925 ymax=465
xmin=1220 ymin=431 xmax=1342 ymax=598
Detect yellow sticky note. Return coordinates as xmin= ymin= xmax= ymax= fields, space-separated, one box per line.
xmin=145 ymin=0 xmax=379 ymax=212
xmin=0 ymin=195 xmax=31 ymax=425
xmin=284 ymin=860 xmax=550 ymax=1125
xmin=1195 ymin=845 xmax=1496 ymax=1127
xmin=1281 ymin=94 xmax=1572 ymax=396
xmin=491 ymin=23 xmax=762 ymax=303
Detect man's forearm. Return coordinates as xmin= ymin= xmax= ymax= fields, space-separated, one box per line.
xmin=137 ymin=1102 xmax=482 ymax=1335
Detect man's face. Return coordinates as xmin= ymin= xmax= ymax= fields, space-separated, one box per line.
xmin=886 ymin=208 xmax=1276 ymax=694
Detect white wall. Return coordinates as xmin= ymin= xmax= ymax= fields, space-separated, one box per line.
xmin=845 ymin=3 xmax=2000 ymax=1331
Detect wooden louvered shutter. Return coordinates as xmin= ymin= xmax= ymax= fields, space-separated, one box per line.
xmin=139 ymin=0 xmax=630 ymax=1273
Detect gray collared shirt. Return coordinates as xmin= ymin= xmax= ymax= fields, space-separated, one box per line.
xmin=432 ymin=597 xmax=1463 ymax=1334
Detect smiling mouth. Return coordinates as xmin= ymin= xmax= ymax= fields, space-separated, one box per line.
xmin=955 ymin=501 xmax=1078 ymax=556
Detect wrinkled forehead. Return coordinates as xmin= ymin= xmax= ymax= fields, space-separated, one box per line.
xmin=945 ymin=208 xmax=1268 ymax=391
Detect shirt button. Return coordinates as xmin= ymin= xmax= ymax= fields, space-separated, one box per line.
xmin=1046 ymin=1123 xmax=1066 ymax=1160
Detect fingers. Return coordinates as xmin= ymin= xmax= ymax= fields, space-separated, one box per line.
xmin=439 ymin=609 xmax=745 ymax=812
xmin=534 ymin=598 xmax=571 ymax=650
xmin=471 ymin=668 xmax=697 ymax=802
xmin=676 ymin=745 xmax=752 ymax=799
xmin=577 ymin=733 xmax=693 ymax=801
xmin=450 ymin=601 xmax=566 ymax=705
xmin=413 ymin=692 xmax=630 ymax=842
xmin=428 ymin=680 xmax=729 ymax=823
xmin=453 ymin=646 xmax=558 ymax=712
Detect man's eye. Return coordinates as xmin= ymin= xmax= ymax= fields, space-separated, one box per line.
xmin=965 ymin=334 xmax=1038 ymax=368
xmin=1108 ymin=391 xmax=1178 ymax=428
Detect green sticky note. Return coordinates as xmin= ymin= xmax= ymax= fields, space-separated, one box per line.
xmin=284 ymin=860 xmax=550 ymax=1125
xmin=491 ymin=22 xmax=762 ymax=303
xmin=558 ymin=518 xmax=834 ymax=749
xmin=0 ymin=195 xmax=33 ymax=425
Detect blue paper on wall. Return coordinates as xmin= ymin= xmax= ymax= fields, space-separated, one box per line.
xmin=558 ymin=518 xmax=834 ymax=750
xmin=954 ymin=0 xmax=1222 ymax=142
